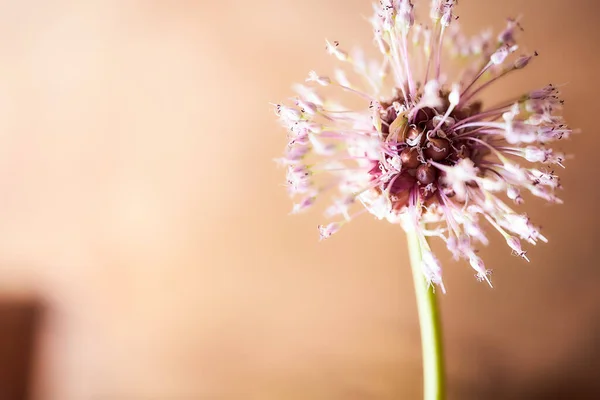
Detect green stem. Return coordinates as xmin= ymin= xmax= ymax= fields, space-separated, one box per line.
xmin=406 ymin=229 xmax=445 ymax=400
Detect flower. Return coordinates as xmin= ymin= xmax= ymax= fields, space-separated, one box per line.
xmin=274 ymin=0 xmax=572 ymax=290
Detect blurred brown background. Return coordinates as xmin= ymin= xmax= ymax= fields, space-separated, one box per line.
xmin=0 ymin=0 xmax=596 ymax=399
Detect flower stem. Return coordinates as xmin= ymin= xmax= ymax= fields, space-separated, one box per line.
xmin=406 ymin=229 xmax=445 ymax=400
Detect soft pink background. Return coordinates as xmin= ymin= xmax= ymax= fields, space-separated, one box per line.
xmin=0 ymin=0 xmax=596 ymax=399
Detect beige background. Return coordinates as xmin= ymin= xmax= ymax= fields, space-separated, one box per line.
xmin=0 ymin=0 xmax=596 ymax=399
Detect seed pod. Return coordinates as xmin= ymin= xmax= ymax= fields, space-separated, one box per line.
xmin=400 ymin=147 xmax=421 ymax=169
xmin=405 ymin=125 xmax=420 ymax=141
xmin=390 ymin=172 xmax=416 ymax=195
xmin=405 ymin=125 xmax=426 ymax=147
xmin=416 ymin=164 xmax=437 ymax=185
xmin=424 ymin=137 xmax=450 ymax=161
xmin=413 ymin=107 xmax=435 ymax=126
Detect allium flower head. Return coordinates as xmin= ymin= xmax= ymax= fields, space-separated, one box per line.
xmin=274 ymin=0 xmax=572 ymax=291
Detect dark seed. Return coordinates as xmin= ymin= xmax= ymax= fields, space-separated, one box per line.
xmin=416 ymin=164 xmax=437 ymax=185
xmin=400 ymin=147 xmax=421 ymax=169
xmin=404 ymin=125 xmax=425 ymax=145
xmin=424 ymin=137 xmax=450 ymax=161
xmin=406 ymin=125 xmax=419 ymax=140
xmin=413 ymin=107 xmax=434 ymax=126
xmin=389 ymin=172 xmax=416 ymax=194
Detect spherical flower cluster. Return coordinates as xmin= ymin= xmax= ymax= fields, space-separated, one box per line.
xmin=274 ymin=0 xmax=572 ymax=291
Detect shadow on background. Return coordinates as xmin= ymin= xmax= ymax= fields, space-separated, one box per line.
xmin=0 ymin=298 xmax=41 ymax=400
xmin=453 ymin=315 xmax=600 ymax=400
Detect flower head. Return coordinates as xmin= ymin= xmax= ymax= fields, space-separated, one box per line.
xmin=274 ymin=1 xmax=572 ymax=289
